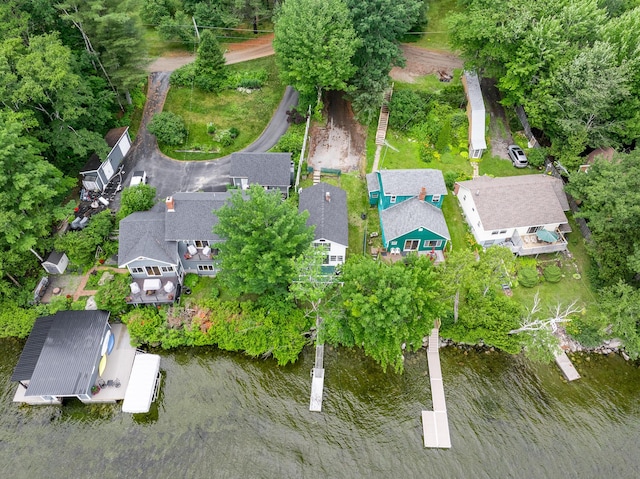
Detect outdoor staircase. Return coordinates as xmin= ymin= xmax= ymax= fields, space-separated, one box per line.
xmin=375 ymin=86 xmax=394 ymax=146
xmin=313 ymin=169 xmax=321 ymax=185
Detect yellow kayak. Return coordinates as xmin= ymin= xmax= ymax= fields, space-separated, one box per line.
xmin=99 ymin=354 xmax=107 ymax=376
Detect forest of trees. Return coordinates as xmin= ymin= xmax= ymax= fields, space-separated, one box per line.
xmin=0 ymin=0 xmax=147 ymax=303
xmin=448 ymin=0 xmax=640 ymax=168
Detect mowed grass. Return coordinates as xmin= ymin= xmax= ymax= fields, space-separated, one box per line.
xmin=160 ymin=56 xmax=286 ymax=161
xmin=411 ymin=0 xmax=463 ymax=51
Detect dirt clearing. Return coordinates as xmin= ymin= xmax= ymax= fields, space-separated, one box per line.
xmin=390 ymin=44 xmax=463 ymax=83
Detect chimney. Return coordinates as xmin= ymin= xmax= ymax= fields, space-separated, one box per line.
xmin=418 ymin=187 xmax=427 ymax=201
xmin=166 ymin=196 xmax=175 ymax=212
xmin=325 ymin=191 xmax=331 ymax=202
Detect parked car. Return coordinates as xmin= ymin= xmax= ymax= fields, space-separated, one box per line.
xmin=507 ymin=145 xmax=528 ymax=168
xmin=129 ymin=171 xmax=147 ymax=187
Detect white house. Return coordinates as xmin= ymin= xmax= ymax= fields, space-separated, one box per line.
xmin=462 ymin=71 xmax=487 ymax=159
xmin=298 ymin=183 xmax=348 ymax=271
xmin=454 ymin=175 xmax=571 ymax=255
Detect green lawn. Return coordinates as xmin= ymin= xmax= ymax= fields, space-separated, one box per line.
xmin=160 ymin=56 xmax=286 ymax=161
xmin=411 ymin=0 xmax=463 ymax=51
xmin=479 ymin=155 xmax=539 ymax=177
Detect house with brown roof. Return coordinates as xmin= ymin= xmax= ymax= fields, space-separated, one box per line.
xmin=454 ymin=175 xmax=571 ymax=255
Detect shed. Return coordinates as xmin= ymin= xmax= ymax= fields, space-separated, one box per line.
xmin=462 ymin=71 xmax=487 ymax=159
xmin=41 ymin=251 xmax=69 ymax=275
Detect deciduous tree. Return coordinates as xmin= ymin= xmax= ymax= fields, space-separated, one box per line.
xmin=214 ymin=185 xmax=315 ymax=296
xmin=273 ymin=0 xmax=359 ymax=99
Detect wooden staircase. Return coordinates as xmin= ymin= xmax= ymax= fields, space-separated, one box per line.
xmin=375 ymin=86 xmax=394 ymax=146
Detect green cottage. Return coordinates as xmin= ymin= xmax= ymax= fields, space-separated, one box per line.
xmin=366 ymin=169 xmax=451 ymax=260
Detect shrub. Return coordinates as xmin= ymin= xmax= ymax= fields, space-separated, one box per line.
xmin=526 ymin=147 xmax=548 ymax=168
xmin=272 ymin=124 xmax=305 ymax=157
xmin=170 ymin=63 xmax=196 ymax=87
xmin=389 ymin=90 xmax=432 ymax=131
xmin=229 ymin=127 xmax=240 ymax=139
xmin=0 ymin=301 xmax=38 ymax=338
xmin=543 ymin=265 xmax=563 ymax=283
xmin=184 ymin=273 xmax=199 ymax=288
xmin=206 ymin=122 xmax=217 ymax=134
xmin=147 ymin=112 xmax=187 ymax=145
xmin=95 ymin=274 xmax=131 ymax=317
xmin=226 ymin=69 xmax=268 ymax=89
xmin=518 ymin=267 xmax=539 ymax=287
xmin=217 ymin=129 xmax=234 ymax=147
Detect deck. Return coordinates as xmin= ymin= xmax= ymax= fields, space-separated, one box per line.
xmin=309 ymin=344 xmax=325 ymax=412
xmin=554 ymin=350 xmax=581 ymax=381
xmin=422 ymin=328 xmax=451 ymax=448
xmin=126 ymin=276 xmax=180 ymax=305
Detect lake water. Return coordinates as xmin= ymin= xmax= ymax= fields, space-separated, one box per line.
xmin=1 ymin=339 xmax=639 ymax=478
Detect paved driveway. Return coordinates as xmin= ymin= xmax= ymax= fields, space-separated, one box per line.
xmin=118 ymin=74 xmax=298 ymax=212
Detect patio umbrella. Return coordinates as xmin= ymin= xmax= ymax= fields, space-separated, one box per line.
xmin=536 ymin=229 xmax=559 ymax=243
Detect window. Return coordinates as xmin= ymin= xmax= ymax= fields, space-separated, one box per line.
xmin=491 ymin=230 xmax=500 ymax=235
xmin=194 ymin=240 xmax=209 ymax=248
xmin=372 ymin=192 xmax=378 ymax=198
xmin=527 ymin=226 xmax=541 ymax=234
xmin=404 ymin=240 xmax=419 ymax=251
xmin=198 ymin=265 xmax=215 ymax=271
xmin=499 ymin=230 xmax=507 ymax=234
xmin=336 ymin=256 xmax=344 ymax=262
xmin=424 ymin=240 xmax=442 ymax=248
xmin=432 ymin=195 xmax=441 ymax=203
xmin=145 ymin=266 xmax=161 ymax=276
xmin=463 ymin=195 xmax=467 ymax=201
xmin=131 ymin=267 xmax=144 ymax=274
xmin=484 ymin=240 xmax=495 ymax=246
xmin=390 ymin=196 xmax=396 ymax=203
xmin=330 ymin=256 xmax=337 ymax=262
xmin=161 ymin=266 xmax=174 ymax=273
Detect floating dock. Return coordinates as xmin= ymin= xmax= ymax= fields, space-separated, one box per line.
xmin=309 ymin=344 xmax=325 ymax=412
xmin=554 ymin=350 xmax=581 ymax=381
xmin=421 ymin=328 xmax=451 ymax=448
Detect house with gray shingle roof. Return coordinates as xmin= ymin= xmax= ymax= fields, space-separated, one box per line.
xmin=454 ymin=175 xmax=571 ymax=255
xmin=299 ymin=183 xmax=348 ymax=270
xmin=366 ymin=169 xmax=451 ymax=260
xmin=80 ymin=127 xmax=131 ymax=192
xmin=118 ymin=192 xmax=232 ymax=304
xmin=230 ymin=152 xmax=293 ymax=198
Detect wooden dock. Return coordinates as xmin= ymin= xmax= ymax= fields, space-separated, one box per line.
xmin=309 ymin=344 xmax=325 ymax=412
xmin=422 ymin=328 xmax=451 ymax=448
xmin=554 ymin=350 xmax=581 ymax=381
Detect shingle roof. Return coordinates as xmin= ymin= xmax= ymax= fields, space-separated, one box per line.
xmin=164 ymin=192 xmax=232 ymax=241
xmin=378 ymin=169 xmax=448 ymax=197
xmin=118 ymin=212 xmax=177 ymax=267
xmin=381 ymin=197 xmax=450 ymax=241
xmin=299 ymin=183 xmax=348 ymax=247
xmin=366 ymin=172 xmax=380 ymax=194
xmin=456 ymin=175 xmax=569 ymax=230
xmin=44 ymin=250 xmax=65 ymax=265
xmin=230 ymin=152 xmax=292 ymax=187
xmin=80 ymin=127 xmax=129 ymax=173
xmin=20 ymin=311 xmax=110 ymax=397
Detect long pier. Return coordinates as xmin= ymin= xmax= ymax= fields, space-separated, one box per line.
xmin=421 ymin=328 xmax=451 ymax=448
xmin=309 ymin=344 xmax=325 ymax=412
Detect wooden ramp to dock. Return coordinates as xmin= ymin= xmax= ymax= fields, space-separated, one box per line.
xmin=422 ymin=328 xmax=451 ymax=448
xmin=554 ymin=350 xmax=581 ymax=381
xmin=309 ymin=344 xmax=325 ymax=412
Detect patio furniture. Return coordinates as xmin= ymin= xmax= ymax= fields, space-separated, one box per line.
xmin=187 ymin=245 xmax=197 ymax=256
xmin=143 ymin=278 xmax=161 ymax=292
xmin=129 ymin=282 xmax=141 ymax=294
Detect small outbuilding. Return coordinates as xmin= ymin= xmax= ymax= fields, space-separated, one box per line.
xmin=462 ymin=71 xmax=487 ymax=159
xmin=41 ymin=251 xmax=69 ymax=275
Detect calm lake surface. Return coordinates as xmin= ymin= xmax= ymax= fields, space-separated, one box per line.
xmin=1 ymin=338 xmax=639 ymax=478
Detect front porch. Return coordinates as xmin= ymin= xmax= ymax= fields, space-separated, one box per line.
xmin=371 ymin=248 xmax=446 ymax=265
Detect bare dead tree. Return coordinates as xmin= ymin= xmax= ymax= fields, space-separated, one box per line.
xmin=509 ymin=292 xmax=582 ymax=335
